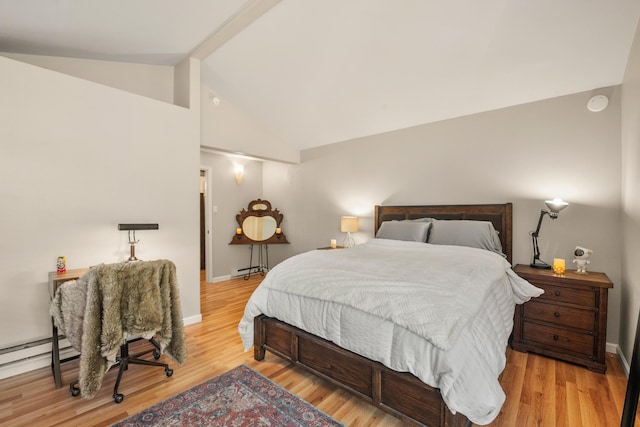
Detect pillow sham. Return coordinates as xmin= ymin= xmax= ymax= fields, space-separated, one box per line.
xmin=376 ymin=220 xmax=430 ymax=242
xmin=428 ymin=219 xmax=504 ymax=255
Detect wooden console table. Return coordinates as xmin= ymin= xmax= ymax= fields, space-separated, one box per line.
xmin=48 ymin=268 xmax=88 ymax=388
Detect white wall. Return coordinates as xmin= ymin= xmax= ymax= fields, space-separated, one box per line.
xmin=198 ymin=80 xmax=300 ymax=279
xmin=200 ymin=84 xmax=300 ymax=164
xmin=199 ymin=151 xmax=266 ymax=280
xmin=262 ymin=161 xmax=297 ymax=265
xmin=620 ymin=22 xmax=640 ymax=362
xmin=272 ymin=88 xmax=622 ymax=346
xmin=197 ymin=151 xmax=296 ymax=280
xmin=2 ymin=53 xmax=175 ymax=104
xmin=0 ymin=56 xmax=201 ymax=350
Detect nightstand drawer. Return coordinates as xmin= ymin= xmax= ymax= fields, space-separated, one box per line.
xmin=523 ymin=322 xmax=594 ymax=356
xmin=523 ymin=300 xmax=595 ymax=331
xmin=535 ymin=283 xmax=596 ymax=307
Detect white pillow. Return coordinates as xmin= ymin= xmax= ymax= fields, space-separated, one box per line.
xmin=376 ymin=221 xmax=430 ymax=242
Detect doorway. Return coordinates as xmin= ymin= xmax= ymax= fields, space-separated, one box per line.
xmin=200 ymin=170 xmax=206 ymax=270
xmin=199 ymin=167 xmax=213 ymax=282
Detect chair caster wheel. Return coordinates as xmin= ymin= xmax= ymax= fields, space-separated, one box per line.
xmin=153 ymin=351 xmax=160 ymax=360
xmin=70 ymin=385 xmax=80 ymax=397
xmin=114 ymin=393 xmax=124 ymax=403
xmin=165 ymin=368 xmax=173 ymax=377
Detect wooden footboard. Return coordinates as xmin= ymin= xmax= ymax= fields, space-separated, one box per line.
xmin=254 ymin=315 xmax=469 ymax=427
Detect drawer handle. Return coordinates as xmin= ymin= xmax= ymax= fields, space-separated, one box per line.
xmin=555 ymin=291 xmax=561 ymax=297
xmin=553 ymin=335 xmax=559 ymax=341
xmin=554 ymin=312 xmax=560 ymax=318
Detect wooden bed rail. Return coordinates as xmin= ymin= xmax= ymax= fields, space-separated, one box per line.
xmin=254 ymin=315 xmax=469 ymax=427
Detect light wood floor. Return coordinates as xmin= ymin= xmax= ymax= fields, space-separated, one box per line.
xmin=0 ymin=272 xmax=635 ymax=426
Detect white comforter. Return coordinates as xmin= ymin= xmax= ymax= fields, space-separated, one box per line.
xmin=238 ymin=239 xmax=543 ymax=425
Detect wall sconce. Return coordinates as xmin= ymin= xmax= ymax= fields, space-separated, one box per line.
xmin=530 ymin=198 xmax=568 ymax=269
xmin=118 ymin=223 xmax=159 ymax=261
xmin=341 ymin=216 xmax=359 ymax=248
xmin=234 ymin=164 xmax=244 ymax=184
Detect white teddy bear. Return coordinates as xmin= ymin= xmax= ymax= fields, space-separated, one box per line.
xmin=573 ymin=246 xmax=593 ymax=274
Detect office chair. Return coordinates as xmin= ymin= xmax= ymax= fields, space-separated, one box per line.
xmin=51 ymin=260 xmax=186 ymax=403
xmin=70 ymin=337 xmax=173 ymax=403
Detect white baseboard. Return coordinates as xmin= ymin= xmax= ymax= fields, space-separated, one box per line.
xmin=0 ymin=314 xmax=202 ymax=381
xmin=211 ymin=274 xmax=231 ymax=283
xmin=182 ymin=314 xmax=202 ymax=326
xmin=614 ymin=343 xmax=631 ymax=376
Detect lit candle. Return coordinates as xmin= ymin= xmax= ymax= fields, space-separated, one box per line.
xmin=236 ymin=228 xmax=242 ymax=235
xmin=330 ymin=239 xmax=337 ymax=249
xmin=276 ymin=227 xmax=282 ymax=234
xmin=553 ymin=258 xmax=565 ymax=276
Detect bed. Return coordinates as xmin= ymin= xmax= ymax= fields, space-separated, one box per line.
xmin=238 ymin=203 xmax=543 ymax=426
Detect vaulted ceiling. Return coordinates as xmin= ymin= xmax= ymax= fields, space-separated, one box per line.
xmin=1 ymin=0 xmax=639 ymax=150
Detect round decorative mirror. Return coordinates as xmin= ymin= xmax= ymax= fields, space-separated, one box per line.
xmin=242 ymin=216 xmax=277 ymax=241
xmin=230 ymin=199 xmax=289 ymax=244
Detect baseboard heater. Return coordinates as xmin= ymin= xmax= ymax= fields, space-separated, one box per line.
xmin=0 ymin=336 xmax=78 ymax=380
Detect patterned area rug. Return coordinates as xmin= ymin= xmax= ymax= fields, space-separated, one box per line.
xmin=111 ymin=365 xmax=345 ymax=426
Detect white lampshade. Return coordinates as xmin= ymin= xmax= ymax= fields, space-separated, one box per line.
xmin=545 ymin=198 xmax=569 ymax=214
xmin=340 ymin=216 xmax=359 ymax=233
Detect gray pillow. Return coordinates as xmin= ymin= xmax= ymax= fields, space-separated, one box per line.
xmin=428 ymin=220 xmax=504 ymax=255
xmin=409 ymin=217 xmax=433 ymax=223
xmin=376 ymin=220 xmax=430 ymax=242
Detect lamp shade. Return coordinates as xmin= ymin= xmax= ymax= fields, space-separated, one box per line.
xmin=544 ymin=198 xmax=568 ymax=213
xmin=340 ymin=216 xmax=359 ymax=233
xmin=234 ymin=164 xmax=244 ymax=184
xmin=544 ymin=198 xmax=569 ymax=217
xmin=118 ymin=223 xmax=159 ymax=231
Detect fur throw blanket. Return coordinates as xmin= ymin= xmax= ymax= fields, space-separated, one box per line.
xmin=50 ymin=259 xmax=187 ymax=398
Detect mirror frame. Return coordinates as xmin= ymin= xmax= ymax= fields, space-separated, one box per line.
xmin=230 ymin=199 xmax=289 ymax=244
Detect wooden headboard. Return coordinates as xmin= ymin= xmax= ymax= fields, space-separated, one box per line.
xmin=374 ymin=203 xmax=513 ymax=263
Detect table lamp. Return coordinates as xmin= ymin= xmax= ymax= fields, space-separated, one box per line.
xmin=530 ymin=198 xmax=568 ymax=269
xmin=341 ymin=216 xmax=359 ymax=248
xmin=118 ymin=223 xmax=159 ymax=261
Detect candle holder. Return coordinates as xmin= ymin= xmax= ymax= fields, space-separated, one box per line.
xmin=553 ymin=258 xmax=566 ymax=276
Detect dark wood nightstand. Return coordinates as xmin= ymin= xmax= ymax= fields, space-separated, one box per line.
xmin=512 ymin=264 xmax=613 ymax=373
xmin=317 ymin=246 xmax=345 ymax=250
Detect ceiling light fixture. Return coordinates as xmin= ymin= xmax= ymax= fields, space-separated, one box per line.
xmin=587 ymin=95 xmax=608 ymax=112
